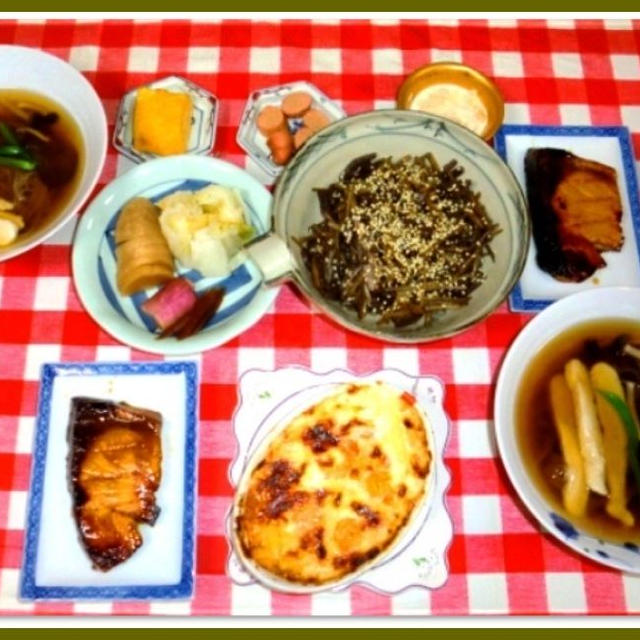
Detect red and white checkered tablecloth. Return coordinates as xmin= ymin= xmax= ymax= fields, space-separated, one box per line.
xmin=1 ymin=17 xmax=640 ymax=617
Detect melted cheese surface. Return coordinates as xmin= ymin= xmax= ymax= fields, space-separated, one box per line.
xmin=235 ymin=382 xmax=431 ymax=585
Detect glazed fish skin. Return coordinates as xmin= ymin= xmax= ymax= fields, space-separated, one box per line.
xmin=68 ymin=397 xmax=162 ymax=571
xmin=524 ymin=148 xmax=623 ymax=282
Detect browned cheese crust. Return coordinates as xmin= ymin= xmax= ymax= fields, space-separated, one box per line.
xmin=235 ymin=382 xmax=431 ymax=585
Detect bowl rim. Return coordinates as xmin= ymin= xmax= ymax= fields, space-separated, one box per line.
xmin=0 ymin=45 xmax=108 ymax=263
xmin=228 ymin=379 xmax=438 ymax=594
xmin=272 ymin=108 xmax=530 ymax=344
xmin=494 ymin=286 xmax=640 ymax=573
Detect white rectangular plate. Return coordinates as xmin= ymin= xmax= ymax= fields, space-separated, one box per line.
xmin=494 ymin=125 xmax=640 ymax=312
xmin=20 ymin=361 xmax=198 ymax=600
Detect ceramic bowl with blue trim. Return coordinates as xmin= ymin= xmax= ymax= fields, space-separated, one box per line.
xmin=72 ymin=155 xmax=278 ymax=355
xmin=247 ymin=109 xmax=530 ymax=343
xmin=495 ymin=287 xmax=640 ymax=573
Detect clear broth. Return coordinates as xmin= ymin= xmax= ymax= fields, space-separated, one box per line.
xmin=515 ymin=318 xmax=640 ymax=543
xmin=0 ymin=89 xmax=85 ymax=244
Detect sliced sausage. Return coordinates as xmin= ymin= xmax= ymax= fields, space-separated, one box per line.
xmin=281 ymin=91 xmax=313 ymax=118
xmin=257 ymin=105 xmax=287 ymax=136
xmin=293 ymin=126 xmax=313 ymax=150
xmin=303 ymin=109 xmax=331 ymax=132
xmin=267 ymin=129 xmax=294 ymax=166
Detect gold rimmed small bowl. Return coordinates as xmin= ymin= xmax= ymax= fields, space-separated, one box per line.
xmin=396 ymin=62 xmax=504 ymax=141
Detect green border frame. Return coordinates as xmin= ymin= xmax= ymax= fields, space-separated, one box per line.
xmin=3 ymin=5 xmax=640 ymax=12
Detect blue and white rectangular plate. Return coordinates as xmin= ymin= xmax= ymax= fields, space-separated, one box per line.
xmin=494 ymin=125 xmax=640 ymax=312
xmin=20 ymin=361 xmax=198 ymax=600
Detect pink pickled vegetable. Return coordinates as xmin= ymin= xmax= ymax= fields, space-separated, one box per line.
xmin=141 ymin=277 xmax=197 ymax=330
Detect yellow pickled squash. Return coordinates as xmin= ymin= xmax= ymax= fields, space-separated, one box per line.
xmin=549 ymin=374 xmax=589 ymax=517
xmin=133 ymin=87 xmax=192 ymax=156
xmin=565 ymin=359 xmax=608 ymax=496
xmin=591 ymin=362 xmax=634 ymax=527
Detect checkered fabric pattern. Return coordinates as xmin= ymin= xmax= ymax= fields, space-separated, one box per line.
xmin=1 ymin=18 xmax=640 ymax=616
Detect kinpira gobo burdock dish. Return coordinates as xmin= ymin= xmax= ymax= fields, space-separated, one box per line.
xmin=232 ymin=382 xmax=435 ymax=591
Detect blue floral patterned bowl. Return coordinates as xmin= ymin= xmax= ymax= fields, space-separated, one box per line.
xmin=247 ymin=109 xmax=530 ymax=343
xmin=495 ymin=287 xmax=640 ymax=573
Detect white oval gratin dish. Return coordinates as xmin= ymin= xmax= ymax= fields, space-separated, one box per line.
xmin=226 ymin=366 xmax=452 ymax=595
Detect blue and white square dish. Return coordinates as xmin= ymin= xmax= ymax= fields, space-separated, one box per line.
xmin=494 ymin=125 xmax=640 ymax=312
xmin=20 ymin=361 xmax=198 ymax=600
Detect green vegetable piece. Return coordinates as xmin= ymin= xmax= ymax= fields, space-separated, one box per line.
xmin=598 ymin=389 xmax=640 ymax=498
xmin=0 ymin=122 xmax=20 ymax=146
xmin=0 ymin=156 xmax=36 ymax=171
xmin=0 ymin=145 xmax=24 ymax=157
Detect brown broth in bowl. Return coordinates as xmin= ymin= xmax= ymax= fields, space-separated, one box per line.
xmin=516 ymin=318 xmax=640 ymax=543
xmin=0 ymin=89 xmax=84 ymax=245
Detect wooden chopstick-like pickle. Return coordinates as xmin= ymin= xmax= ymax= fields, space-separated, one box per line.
xmin=549 ymin=374 xmax=589 ymax=517
xmin=115 ymin=197 xmax=174 ymax=296
xmin=591 ymin=362 xmax=635 ymax=527
xmin=565 ymin=359 xmax=608 ymax=496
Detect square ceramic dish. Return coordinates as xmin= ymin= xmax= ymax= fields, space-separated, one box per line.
xmin=226 ymin=367 xmax=452 ymax=594
xmin=494 ymin=125 xmax=640 ymax=312
xmin=20 ymin=361 xmax=198 ymax=600
xmin=113 ymin=75 xmax=218 ymax=164
xmin=236 ymin=81 xmax=346 ymax=182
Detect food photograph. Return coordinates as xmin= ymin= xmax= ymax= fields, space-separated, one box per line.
xmin=1 ymin=14 xmax=640 ymax=621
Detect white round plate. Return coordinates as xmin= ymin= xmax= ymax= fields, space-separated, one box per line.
xmin=0 ymin=45 xmax=107 ymax=261
xmin=495 ymin=286 xmax=640 ymax=572
xmin=72 ymin=154 xmax=279 ymax=355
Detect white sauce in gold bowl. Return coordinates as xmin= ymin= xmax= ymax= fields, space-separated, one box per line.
xmin=409 ymin=83 xmax=489 ymax=137
xmin=397 ymin=62 xmax=504 ymax=140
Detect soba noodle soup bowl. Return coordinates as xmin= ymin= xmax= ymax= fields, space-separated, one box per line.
xmin=0 ymin=46 xmax=107 ymax=261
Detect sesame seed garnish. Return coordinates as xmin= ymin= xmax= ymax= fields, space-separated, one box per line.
xmin=298 ymin=153 xmax=501 ymax=327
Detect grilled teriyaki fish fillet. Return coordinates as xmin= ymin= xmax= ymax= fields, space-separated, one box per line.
xmin=68 ymin=397 xmax=162 ymax=571
xmin=524 ymin=148 xmax=623 ymax=282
